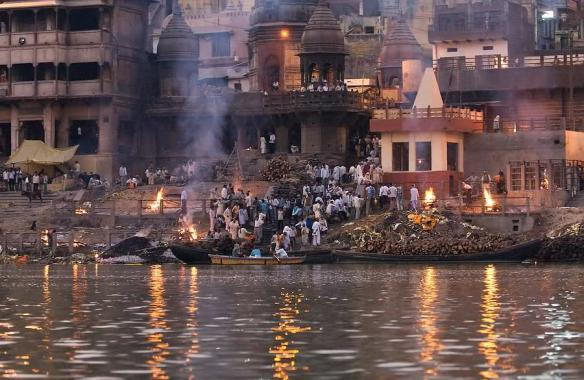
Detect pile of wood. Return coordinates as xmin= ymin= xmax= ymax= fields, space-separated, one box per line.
xmin=261 ymin=158 xmax=292 ymax=181
xmin=538 ymin=222 xmax=584 ymax=261
xmin=333 ymin=211 xmax=523 ymax=256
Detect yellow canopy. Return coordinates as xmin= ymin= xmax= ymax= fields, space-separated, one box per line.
xmin=7 ymin=140 xmax=78 ymax=166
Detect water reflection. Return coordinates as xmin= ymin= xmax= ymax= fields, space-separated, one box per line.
xmin=185 ymin=267 xmax=199 ymax=378
xmin=478 ymin=265 xmax=500 ymax=379
xmin=147 ymin=265 xmax=170 ymax=379
xmin=270 ymin=291 xmax=311 ymax=379
xmin=418 ymin=267 xmax=443 ymax=376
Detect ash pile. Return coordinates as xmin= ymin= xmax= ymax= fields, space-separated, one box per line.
xmin=332 ymin=211 xmax=524 ymax=256
xmin=538 ymin=222 xmax=584 ymax=261
xmin=99 ymin=236 xmax=177 ymax=264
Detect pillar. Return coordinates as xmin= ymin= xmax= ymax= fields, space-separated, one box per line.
xmin=98 ymin=102 xmax=115 ymax=155
xmin=10 ymin=105 xmax=18 ymax=152
xmin=43 ymin=102 xmax=55 ymax=147
xmin=57 ymin=105 xmax=69 ymax=147
xmin=275 ymin=125 xmax=288 ymax=153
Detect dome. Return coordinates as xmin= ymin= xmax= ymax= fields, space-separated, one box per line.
xmin=157 ymin=5 xmax=198 ymax=62
xmin=379 ymin=18 xmax=423 ymax=68
xmin=300 ymin=0 xmax=347 ymax=55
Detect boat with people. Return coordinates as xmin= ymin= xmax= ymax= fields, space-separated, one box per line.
xmin=209 ymin=254 xmax=306 ymax=265
xmin=331 ymin=239 xmax=543 ymax=263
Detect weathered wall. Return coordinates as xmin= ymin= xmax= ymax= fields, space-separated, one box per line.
xmin=464 ymin=131 xmax=567 ymax=176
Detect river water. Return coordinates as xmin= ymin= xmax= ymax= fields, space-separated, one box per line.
xmin=0 ymin=264 xmax=584 ymax=379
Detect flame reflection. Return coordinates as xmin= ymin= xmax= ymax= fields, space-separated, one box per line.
xmin=418 ymin=267 xmax=443 ymax=376
xmin=185 ymin=267 xmax=199 ymax=377
xmin=478 ymin=265 xmax=500 ymax=379
xmin=147 ymin=265 xmax=170 ymax=379
xmin=270 ymin=291 xmax=311 ymax=379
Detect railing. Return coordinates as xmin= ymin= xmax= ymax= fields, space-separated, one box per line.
xmin=373 ymin=105 xmax=484 ymax=121
xmin=0 ymin=228 xmax=177 ymax=256
xmin=262 ymin=91 xmax=371 ymax=111
xmin=434 ymin=53 xmax=584 ymax=71
xmin=53 ymin=198 xmax=212 ymax=218
xmin=484 ymin=117 xmax=584 ymax=133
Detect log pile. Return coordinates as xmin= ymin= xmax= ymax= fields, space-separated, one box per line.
xmin=332 ymin=211 xmax=523 ymax=256
xmin=538 ymin=222 xmax=584 ymax=261
xmin=261 ymin=158 xmax=292 ymax=181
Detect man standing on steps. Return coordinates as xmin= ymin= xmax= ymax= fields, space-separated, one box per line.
xmin=269 ymin=131 xmax=276 ymax=154
xmin=312 ymin=218 xmax=321 ymax=246
xmin=32 ymin=172 xmax=40 ymax=193
xmin=181 ymin=188 xmax=188 ymax=216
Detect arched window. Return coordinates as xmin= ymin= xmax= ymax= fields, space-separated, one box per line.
xmin=263 ymin=55 xmax=280 ymax=90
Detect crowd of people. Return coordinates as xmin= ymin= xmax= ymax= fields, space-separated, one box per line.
xmin=198 ymin=152 xmax=428 ymax=259
xmin=1 ymin=167 xmax=50 ymax=193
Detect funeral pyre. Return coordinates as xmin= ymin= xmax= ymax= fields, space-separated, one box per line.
xmin=538 ymin=222 xmax=584 ymax=261
xmin=331 ymin=210 xmax=524 ymax=256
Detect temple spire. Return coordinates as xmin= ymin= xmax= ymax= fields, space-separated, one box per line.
xmin=173 ymin=0 xmax=183 ymax=16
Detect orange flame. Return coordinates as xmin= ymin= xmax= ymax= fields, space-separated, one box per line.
xmin=484 ymin=188 xmax=496 ymax=211
xmin=148 ymin=188 xmax=164 ymax=212
xmin=75 ymin=208 xmax=88 ymax=215
xmin=424 ymin=187 xmax=436 ymax=206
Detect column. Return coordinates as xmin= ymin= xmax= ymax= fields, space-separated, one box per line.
xmin=275 ymin=125 xmax=288 ymax=153
xmin=300 ymin=114 xmax=322 ymax=154
xmin=10 ymin=105 xmax=19 ymax=152
xmin=98 ymin=101 xmax=116 ymax=155
xmin=43 ymin=102 xmax=55 ymax=147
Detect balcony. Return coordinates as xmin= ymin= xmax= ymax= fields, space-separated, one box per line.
xmin=428 ymin=22 xmax=507 ymax=43
xmin=11 ymin=82 xmax=34 ymax=97
xmin=37 ymin=80 xmax=66 ymax=96
xmin=68 ymin=80 xmax=112 ymax=97
xmin=68 ymin=30 xmax=102 ymax=45
xmin=434 ymin=54 xmax=584 ymax=92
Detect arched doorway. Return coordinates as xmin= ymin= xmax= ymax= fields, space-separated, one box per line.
xmin=263 ymin=55 xmax=280 ymax=91
xmin=289 ymin=125 xmax=301 ymax=152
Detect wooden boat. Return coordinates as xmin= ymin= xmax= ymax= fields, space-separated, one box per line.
xmin=332 ymin=239 xmax=543 ymax=263
xmin=170 ymin=244 xmax=212 ymax=264
xmin=209 ymin=254 xmax=305 ymax=265
xmin=288 ymin=248 xmax=332 ymax=264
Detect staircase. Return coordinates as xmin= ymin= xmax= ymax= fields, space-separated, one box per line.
xmin=0 ymin=191 xmax=59 ymax=217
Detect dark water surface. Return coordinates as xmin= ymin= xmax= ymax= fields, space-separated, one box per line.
xmin=1 ymin=264 xmax=584 ymax=379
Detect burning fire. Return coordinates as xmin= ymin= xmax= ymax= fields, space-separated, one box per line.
xmin=41 ymin=229 xmax=49 ymax=247
xmin=484 ymin=188 xmax=496 ymax=211
xmin=178 ymin=224 xmax=198 ymax=241
xmin=423 ymin=187 xmax=437 ymax=207
xmin=75 ymin=208 xmax=88 ymax=215
xmin=148 ymin=188 xmax=164 ymax=212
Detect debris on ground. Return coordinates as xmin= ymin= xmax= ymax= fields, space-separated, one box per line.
xmin=99 ymin=236 xmax=178 ymax=264
xmin=329 ymin=210 xmax=525 ymax=256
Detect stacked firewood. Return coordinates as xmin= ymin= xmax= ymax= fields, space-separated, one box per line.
xmin=538 ymin=223 xmax=584 ymax=261
xmin=261 ymin=158 xmax=292 ymax=181
xmin=334 ymin=211 xmax=522 ymax=255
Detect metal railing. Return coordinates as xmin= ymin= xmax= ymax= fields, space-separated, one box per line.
xmin=434 ymin=53 xmax=584 ymax=71
xmin=373 ymin=105 xmax=484 ymax=121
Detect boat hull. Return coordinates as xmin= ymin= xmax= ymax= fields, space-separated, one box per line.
xmin=170 ymin=244 xmax=211 ymax=264
xmin=332 ymin=239 xmax=543 ymax=263
xmin=289 ymin=249 xmax=332 ymax=264
xmin=209 ymin=255 xmax=305 ymax=265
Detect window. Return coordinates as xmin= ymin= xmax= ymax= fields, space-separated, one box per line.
xmin=233 ymin=83 xmax=242 ymax=91
xmin=510 ymin=162 xmax=522 ymax=191
xmin=69 ymin=120 xmax=98 ymax=155
xmin=446 ymin=47 xmax=458 ymax=53
xmin=525 ymin=162 xmax=536 ymax=190
xmin=69 ymin=63 xmax=100 ymax=81
xmin=483 ymin=45 xmax=494 ymax=51
xmin=212 ymin=33 xmax=231 ymax=57
xmin=364 ymin=26 xmax=375 ymax=34
xmin=447 ymin=142 xmax=458 ymax=171
xmin=21 ymin=120 xmax=44 ymax=142
xmin=392 ymin=142 xmax=409 ymax=171
xmin=69 ymin=8 xmax=99 ymax=31
xmin=415 ymin=142 xmax=431 ymax=171
xmin=11 ymin=64 xmax=34 ymax=82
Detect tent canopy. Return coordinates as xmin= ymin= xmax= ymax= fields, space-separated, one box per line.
xmin=7 ymin=140 xmax=78 ymax=166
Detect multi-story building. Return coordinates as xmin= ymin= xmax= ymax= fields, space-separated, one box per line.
xmin=0 ymin=0 xmax=150 ymax=179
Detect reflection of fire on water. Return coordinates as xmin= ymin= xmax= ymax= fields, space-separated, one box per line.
xmin=148 ymin=188 xmax=164 ymax=212
xmin=270 ymin=291 xmax=311 ymax=379
xmin=423 ymin=187 xmax=437 ymax=208
xmin=484 ymin=189 xmax=496 ymax=212
xmin=418 ymin=267 xmax=443 ymax=376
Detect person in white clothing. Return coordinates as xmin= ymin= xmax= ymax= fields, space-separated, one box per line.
xmin=410 ymin=184 xmax=420 ymax=210
xmin=181 ymin=189 xmax=188 ymax=215
xmin=312 ymin=220 xmax=321 ymax=246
